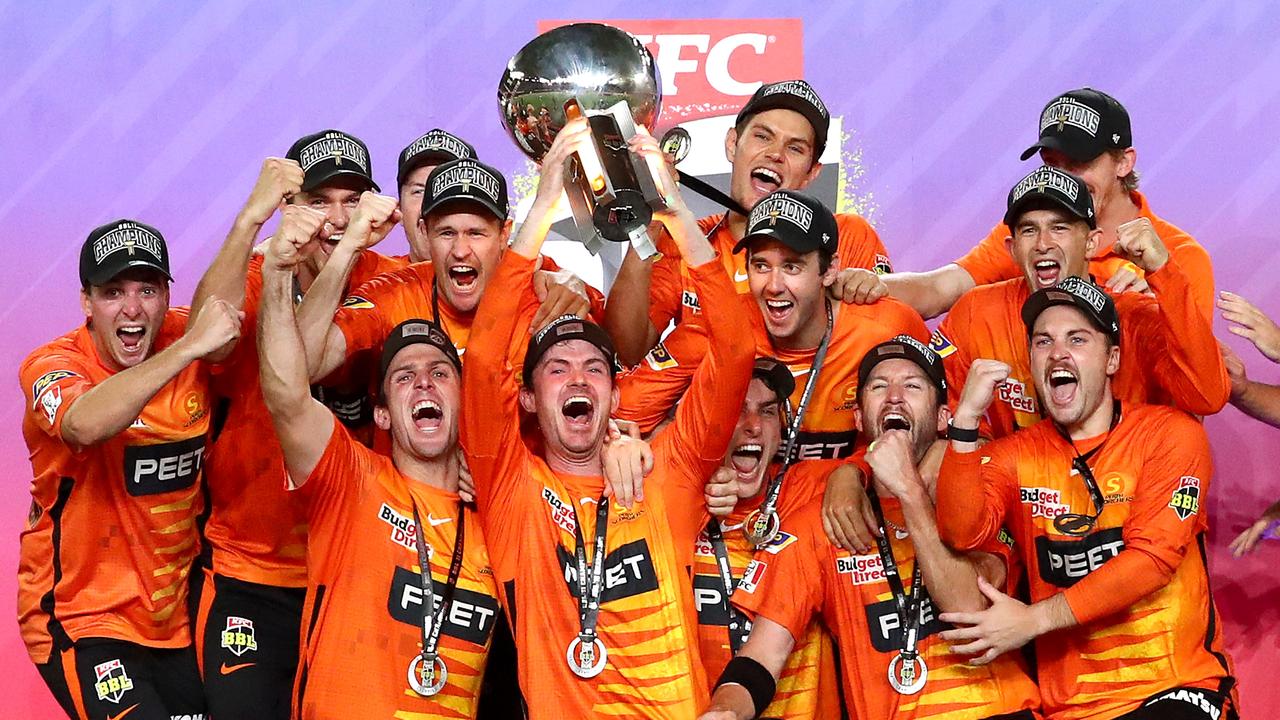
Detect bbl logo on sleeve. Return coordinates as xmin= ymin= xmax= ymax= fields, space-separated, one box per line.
xmin=93 ymin=659 xmax=134 ymax=704
xmin=221 ymin=616 xmax=258 ymax=657
xmin=1169 ymin=476 xmax=1201 ymax=521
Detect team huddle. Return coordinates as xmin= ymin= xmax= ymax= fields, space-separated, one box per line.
xmin=19 ymin=78 xmax=1248 ymax=720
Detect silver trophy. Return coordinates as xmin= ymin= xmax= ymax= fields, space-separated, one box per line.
xmin=498 ymin=22 xmax=668 ymax=258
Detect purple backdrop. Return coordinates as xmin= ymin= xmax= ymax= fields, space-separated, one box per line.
xmin=4 ymin=2 xmax=1279 ymax=716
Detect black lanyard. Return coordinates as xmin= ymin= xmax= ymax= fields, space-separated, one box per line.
xmin=744 ymin=301 xmax=834 ymax=547
xmin=572 ymin=494 xmax=611 ymax=648
xmin=867 ymin=487 xmax=924 ymax=659
xmin=1051 ymin=401 xmax=1121 ymax=536
xmin=430 ymin=280 xmax=441 ymax=326
xmin=411 ymin=499 xmax=466 ymax=663
xmin=704 ymin=519 xmax=751 ymax=653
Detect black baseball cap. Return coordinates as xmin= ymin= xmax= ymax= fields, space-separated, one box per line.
xmin=522 ymin=315 xmax=618 ymax=387
xmin=857 ymin=335 xmax=947 ymax=397
xmin=396 ymin=129 xmax=477 ymax=190
xmin=421 ymin=158 xmax=509 ymax=222
xmin=733 ymin=190 xmax=838 ymax=257
xmin=735 ymin=79 xmax=831 ymax=161
xmin=379 ymin=319 xmax=463 ymax=389
xmin=286 ymin=129 xmax=379 ymax=193
xmin=1021 ymin=276 xmax=1121 ymax=345
xmin=1020 ymin=88 xmax=1132 ymax=163
xmin=79 ymin=219 xmax=174 ymax=288
xmin=1004 ymin=165 xmax=1096 ymax=230
xmin=752 ymin=357 xmax=796 ymax=403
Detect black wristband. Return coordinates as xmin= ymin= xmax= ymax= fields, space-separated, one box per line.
xmin=947 ymin=420 xmax=980 ymax=442
xmin=716 ymin=656 xmax=776 ymax=717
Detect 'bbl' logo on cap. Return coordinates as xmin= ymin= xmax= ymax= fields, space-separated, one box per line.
xmin=1040 ymin=97 xmax=1101 ymax=137
xmin=750 ymin=194 xmax=814 ymax=233
xmin=299 ymin=132 xmax=369 ymax=173
xmin=93 ymin=222 xmax=164 ymax=265
xmin=759 ymin=80 xmax=830 ymax=120
xmin=431 ymin=161 xmax=500 ymax=205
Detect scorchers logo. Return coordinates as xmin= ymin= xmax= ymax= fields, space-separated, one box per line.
xmin=539 ymin=19 xmax=803 ymax=121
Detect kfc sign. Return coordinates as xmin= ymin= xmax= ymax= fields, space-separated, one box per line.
xmin=538 ymin=19 xmax=804 ymax=120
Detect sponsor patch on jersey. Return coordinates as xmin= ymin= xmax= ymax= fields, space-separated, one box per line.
xmin=927 ymin=330 xmax=956 ymax=358
xmin=557 ymin=538 xmax=660 ymax=602
xmin=758 ymin=530 xmax=797 ymax=555
xmin=93 ymin=658 xmax=134 ymax=704
xmin=1169 ymin=476 xmax=1201 ymax=521
xmin=835 ymin=553 xmax=885 ymax=585
xmin=645 ymin=342 xmax=678 ymax=371
xmin=221 ymin=616 xmax=258 ymax=657
xmin=736 ymin=559 xmax=766 ymax=594
xmin=681 ymin=289 xmax=701 ymax=312
xmin=540 ymin=487 xmax=578 ymax=534
xmin=31 ymin=370 xmax=77 ymax=407
xmin=340 ymin=295 xmax=375 ymax=310
xmin=388 ymin=566 xmax=500 ymax=645
xmin=873 ymin=253 xmax=893 ymax=275
xmin=1035 ymin=527 xmax=1125 ymax=588
xmin=865 ymin=591 xmax=947 ymax=652
xmin=378 ymin=502 xmax=419 ymax=551
xmin=39 ymin=385 xmax=63 ymax=425
xmin=998 ymin=378 xmax=1037 ymax=415
xmin=1020 ymin=486 xmax=1070 ymax=519
xmin=123 ymin=435 xmax=206 ymax=496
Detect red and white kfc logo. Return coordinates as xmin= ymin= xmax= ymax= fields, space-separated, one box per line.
xmin=538 ymin=19 xmax=804 ymax=121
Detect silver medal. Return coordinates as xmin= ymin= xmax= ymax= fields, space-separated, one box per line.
xmin=742 ymin=508 xmax=781 ymax=548
xmin=887 ymin=652 xmax=927 ymax=695
xmin=566 ymin=635 xmax=607 ymax=678
xmin=407 ymin=654 xmax=448 ymax=697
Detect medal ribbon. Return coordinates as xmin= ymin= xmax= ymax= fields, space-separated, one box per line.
xmin=704 ymin=519 xmax=751 ymax=653
xmin=571 ymin=494 xmax=611 ymax=652
xmin=867 ymin=487 xmax=925 ymax=662
xmin=411 ymin=499 xmax=466 ymax=667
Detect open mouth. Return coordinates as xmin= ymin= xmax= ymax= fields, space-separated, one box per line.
xmin=448 ymin=265 xmax=480 ymax=290
xmin=411 ymin=399 xmax=444 ymax=431
xmin=561 ymin=395 xmax=594 ymax=427
xmin=749 ymin=167 xmax=783 ymax=195
xmin=880 ymin=411 xmax=911 ymax=433
xmin=763 ymin=298 xmax=793 ymax=324
xmin=1033 ymin=259 xmax=1061 ymax=288
xmin=730 ymin=442 xmax=764 ymax=475
xmin=117 ymin=325 xmax=146 ymax=353
xmin=1046 ymin=367 xmax=1079 ymax=405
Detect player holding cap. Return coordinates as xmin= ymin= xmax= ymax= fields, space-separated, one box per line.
xmin=928 ymin=165 xmax=1227 ymax=441
xmin=255 ymin=204 xmax=501 ymax=717
xmin=884 ymin=88 xmax=1214 ymax=321
xmin=691 ymin=357 xmax=856 ymax=719
xmin=460 ymin=117 xmax=754 ymax=717
xmin=935 ymin=283 xmax=1236 ymax=720
xmin=19 ymin=220 xmax=242 ymax=719
xmin=190 ymin=129 xmax=406 ymax=719
xmin=700 ymin=337 xmax=1040 ymax=720
xmin=395 ymin=128 xmax=477 ymax=262
xmin=604 ymin=79 xmax=893 ymax=366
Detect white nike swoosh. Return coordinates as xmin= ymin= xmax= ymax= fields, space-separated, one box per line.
xmin=790 ymin=368 xmax=810 ymax=378
xmin=733 ymin=270 xmax=749 ymax=282
xmin=425 ymin=515 xmax=453 ymax=527
xmin=894 ymin=529 xmax=910 ymax=540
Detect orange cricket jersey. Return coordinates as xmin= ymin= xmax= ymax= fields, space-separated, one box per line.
xmin=618 ymin=295 xmax=929 ymax=446
xmin=648 ymin=212 xmax=893 ymax=332
xmin=691 ymin=460 xmax=842 ymax=719
xmin=953 ymin=190 xmax=1215 ymax=322
xmin=734 ymin=499 xmax=1041 ymax=719
xmin=294 ymin=418 xmax=498 ymax=719
xmin=462 ymin=251 xmax=753 ymax=718
xmin=202 ymin=251 xmax=406 ymax=588
xmin=18 ymin=309 xmax=211 ymax=663
xmin=929 ymin=261 xmax=1228 ymax=440
xmin=937 ymin=404 xmax=1234 ymax=719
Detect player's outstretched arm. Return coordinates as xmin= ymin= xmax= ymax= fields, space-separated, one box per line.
xmin=60 ymin=297 xmax=241 ymax=448
xmin=1221 ymin=341 xmax=1280 ymax=427
xmin=882 ymin=263 xmax=977 ymax=320
xmin=295 ymin=192 xmax=401 ymax=381
xmin=935 ymin=359 xmax=1014 ymax=550
xmin=257 ymin=206 xmax=340 ymax=484
xmin=699 ymin=617 xmax=795 ymax=720
xmin=604 ymin=246 xmax=663 ymax=366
